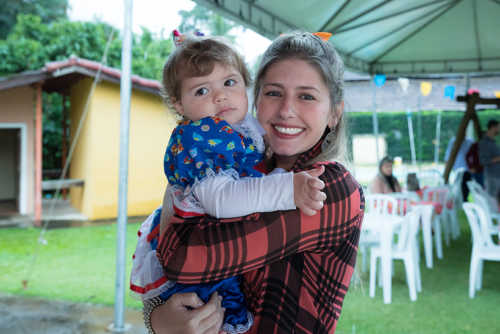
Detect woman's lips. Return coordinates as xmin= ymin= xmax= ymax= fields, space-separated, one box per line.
xmin=272 ymin=125 xmax=304 ymax=137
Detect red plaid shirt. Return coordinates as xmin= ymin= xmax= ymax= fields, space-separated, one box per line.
xmin=157 ymin=138 xmax=364 ymax=333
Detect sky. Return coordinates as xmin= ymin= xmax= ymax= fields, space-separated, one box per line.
xmin=68 ymin=0 xmax=271 ymax=65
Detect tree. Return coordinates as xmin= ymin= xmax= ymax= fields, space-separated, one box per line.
xmin=0 ymin=14 xmax=174 ymax=171
xmin=178 ymin=4 xmax=238 ymax=42
xmin=0 ymin=0 xmax=68 ymax=39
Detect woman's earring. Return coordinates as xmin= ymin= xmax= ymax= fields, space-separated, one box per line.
xmin=322 ymin=127 xmax=336 ymax=151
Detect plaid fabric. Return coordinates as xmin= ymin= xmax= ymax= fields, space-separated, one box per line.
xmin=157 ymin=136 xmax=365 ymax=333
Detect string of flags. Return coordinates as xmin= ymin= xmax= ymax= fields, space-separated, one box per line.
xmin=372 ymin=75 xmax=500 ymax=99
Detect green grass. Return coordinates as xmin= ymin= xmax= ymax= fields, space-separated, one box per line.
xmin=1 ymin=214 xmax=500 ymax=333
xmin=336 ymin=213 xmax=500 ymax=334
xmin=0 ymin=220 xmax=143 ymax=309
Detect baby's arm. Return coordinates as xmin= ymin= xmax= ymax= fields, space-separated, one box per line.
xmin=191 ymin=166 xmax=326 ymax=218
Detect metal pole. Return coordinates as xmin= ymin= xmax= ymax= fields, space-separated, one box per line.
xmin=434 ymin=110 xmax=442 ymax=164
xmin=112 ymin=0 xmax=132 ymax=332
xmin=407 ymin=109 xmax=417 ymax=167
xmin=372 ymin=78 xmax=380 ymax=162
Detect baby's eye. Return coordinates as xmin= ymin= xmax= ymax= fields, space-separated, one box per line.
xmin=300 ymin=94 xmax=315 ymax=101
xmin=195 ymin=87 xmax=209 ymax=96
xmin=224 ymin=79 xmax=236 ymax=86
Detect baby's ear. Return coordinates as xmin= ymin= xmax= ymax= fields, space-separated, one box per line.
xmin=172 ymin=99 xmax=184 ymax=115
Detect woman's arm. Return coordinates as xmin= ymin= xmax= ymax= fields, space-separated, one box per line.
xmin=369 ymin=175 xmax=384 ymax=194
xmin=157 ymin=162 xmax=364 ymax=284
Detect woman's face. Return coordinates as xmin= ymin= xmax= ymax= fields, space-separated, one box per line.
xmin=381 ymin=162 xmax=393 ymax=176
xmin=256 ymin=58 xmax=336 ymax=164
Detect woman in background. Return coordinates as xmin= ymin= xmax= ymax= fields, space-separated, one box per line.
xmin=369 ymin=156 xmax=402 ymax=194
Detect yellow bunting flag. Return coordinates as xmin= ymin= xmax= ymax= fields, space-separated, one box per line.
xmin=495 ymin=91 xmax=500 ymax=98
xmin=420 ymin=82 xmax=432 ymax=96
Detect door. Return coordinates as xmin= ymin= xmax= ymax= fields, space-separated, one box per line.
xmin=0 ymin=129 xmax=20 ymax=216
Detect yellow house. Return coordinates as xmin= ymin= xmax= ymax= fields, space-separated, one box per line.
xmin=0 ymin=57 xmax=177 ymax=221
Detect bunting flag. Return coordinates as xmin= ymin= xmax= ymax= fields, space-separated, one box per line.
xmin=398 ymin=77 xmax=409 ymax=94
xmin=444 ymin=85 xmax=455 ymax=100
xmin=420 ymin=82 xmax=432 ymax=96
xmin=495 ymin=91 xmax=500 ymax=98
xmin=374 ymin=74 xmax=386 ymax=87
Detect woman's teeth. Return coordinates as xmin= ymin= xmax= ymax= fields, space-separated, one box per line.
xmin=274 ymin=126 xmax=303 ymax=135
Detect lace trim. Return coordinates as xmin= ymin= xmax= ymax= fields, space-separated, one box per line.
xmin=222 ymin=311 xmax=254 ymax=334
xmin=232 ymin=113 xmax=266 ymax=153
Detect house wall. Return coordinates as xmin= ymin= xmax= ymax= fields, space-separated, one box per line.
xmin=0 ymin=86 xmax=35 ymax=214
xmin=70 ymin=78 xmax=177 ymax=220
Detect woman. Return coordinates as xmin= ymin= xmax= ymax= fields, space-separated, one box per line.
xmin=145 ymin=31 xmax=364 ymax=334
xmin=369 ymin=156 xmax=402 ymax=194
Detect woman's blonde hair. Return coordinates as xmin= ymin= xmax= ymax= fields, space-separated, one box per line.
xmin=253 ymin=31 xmax=348 ymax=165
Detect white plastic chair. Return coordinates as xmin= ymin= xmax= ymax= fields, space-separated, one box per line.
xmin=417 ymin=169 xmax=444 ymax=188
xmin=369 ymin=208 xmax=423 ymax=302
xmin=423 ymin=186 xmax=458 ymax=247
xmin=467 ymin=182 xmax=500 ymax=237
xmin=390 ymin=191 xmax=436 ymax=268
xmin=463 ymin=203 xmax=500 ymax=298
xmin=468 ymin=180 xmax=500 ymax=223
xmin=359 ymin=195 xmax=399 ymax=272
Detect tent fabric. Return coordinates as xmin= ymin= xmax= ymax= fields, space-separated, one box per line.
xmin=194 ymin=0 xmax=500 ymax=75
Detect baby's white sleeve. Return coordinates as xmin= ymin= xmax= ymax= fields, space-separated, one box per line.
xmin=191 ymin=172 xmax=295 ymax=218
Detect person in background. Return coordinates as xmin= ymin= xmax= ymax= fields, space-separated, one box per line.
xmin=369 ymin=156 xmax=402 ymax=194
xmin=445 ymin=136 xmax=474 ymax=201
xmin=478 ymin=119 xmax=500 ymax=204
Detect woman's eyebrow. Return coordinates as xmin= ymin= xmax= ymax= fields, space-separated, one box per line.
xmin=263 ymin=83 xmax=319 ymax=93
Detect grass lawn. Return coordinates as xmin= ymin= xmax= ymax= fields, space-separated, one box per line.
xmin=1 ymin=213 xmax=500 ymax=333
xmin=0 ymin=219 xmax=144 ymax=309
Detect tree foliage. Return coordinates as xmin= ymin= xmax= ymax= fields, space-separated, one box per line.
xmin=0 ymin=0 xmax=68 ymax=39
xmin=0 ymin=14 xmax=174 ymax=171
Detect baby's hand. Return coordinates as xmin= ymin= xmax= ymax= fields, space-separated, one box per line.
xmin=293 ymin=166 xmax=327 ymax=216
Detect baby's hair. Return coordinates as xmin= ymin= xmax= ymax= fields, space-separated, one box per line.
xmin=162 ymin=34 xmax=251 ymax=110
xmin=253 ymin=31 xmax=347 ymax=164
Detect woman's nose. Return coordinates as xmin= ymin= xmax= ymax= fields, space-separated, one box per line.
xmin=278 ymin=97 xmax=295 ymax=118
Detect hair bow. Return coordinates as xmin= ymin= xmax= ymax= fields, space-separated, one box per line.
xmin=312 ymin=32 xmax=332 ymax=42
xmin=172 ymin=29 xmax=205 ymax=47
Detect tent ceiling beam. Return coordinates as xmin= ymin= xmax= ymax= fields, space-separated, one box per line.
xmin=330 ymin=0 xmax=394 ymax=33
xmin=346 ymin=5 xmax=437 ymax=57
xmin=472 ymin=0 xmax=482 ymax=63
xmin=336 ymin=0 xmax=449 ymax=35
xmin=194 ymin=0 xmax=296 ymax=39
xmin=370 ymin=0 xmax=461 ymax=65
xmin=319 ymin=0 xmax=351 ymax=32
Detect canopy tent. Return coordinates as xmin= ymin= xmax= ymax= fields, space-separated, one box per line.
xmin=194 ymin=0 xmax=500 ymax=75
xmin=195 ymin=0 xmax=500 ymax=182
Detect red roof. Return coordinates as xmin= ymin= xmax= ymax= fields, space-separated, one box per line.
xmin=44 ymin=56 xmax=162 ymax=90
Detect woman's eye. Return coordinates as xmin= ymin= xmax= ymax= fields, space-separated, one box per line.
xmin=195 ymin=87 xmax=209 ymax=96
xmin=300 ymin=94 xmax=315 ymax=101
xmin=264 ymin=91 xmax=281 ymax=97
xmin=224 ymin=79 xmax=236 ymax=86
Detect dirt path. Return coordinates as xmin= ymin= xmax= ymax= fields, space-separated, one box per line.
xmin=0 ymin=294 xmax=146 ymax=334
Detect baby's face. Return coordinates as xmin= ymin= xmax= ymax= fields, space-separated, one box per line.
xmin=174 ymin=63 xmax=248 ymax=125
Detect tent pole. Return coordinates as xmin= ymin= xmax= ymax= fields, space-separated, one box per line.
xmin=434 ymin=110 xmax=442 ymax=164
xmin=372 ymin=78 xmax=380 ymax=162
xmin=112 ymin=0 xmax=132 ymax=332
xmin=407 ymin=109 xmax=417 ymax=167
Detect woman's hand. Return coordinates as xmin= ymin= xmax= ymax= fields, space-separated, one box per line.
xmin=293 ymin=165 xmax=327 ymax=216
xmin=150 ymin=292 xmax=225 ymax=334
